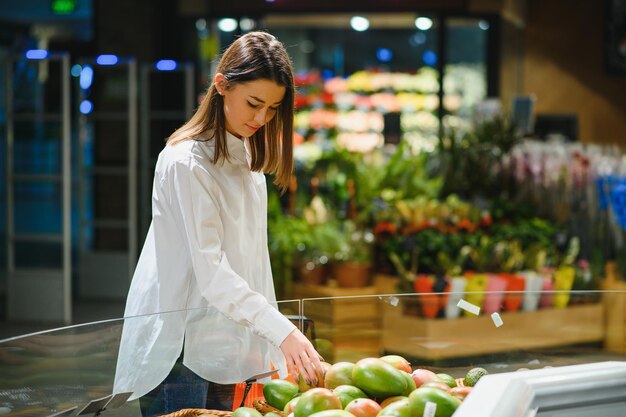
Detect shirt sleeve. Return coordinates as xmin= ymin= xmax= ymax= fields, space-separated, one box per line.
xmin=170 ymin=158 xmax=296 ymax=347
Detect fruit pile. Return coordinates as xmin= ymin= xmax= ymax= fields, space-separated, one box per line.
xmin=236 ymin=355 xmax=488 ymax=417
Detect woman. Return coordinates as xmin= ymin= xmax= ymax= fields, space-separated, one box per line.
xmin=114 ymin=32 xmax=323 ymax=416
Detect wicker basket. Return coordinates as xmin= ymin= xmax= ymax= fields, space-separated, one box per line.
xmin=253 ymin=399 xmax=284 ymax=416
xmin=160 ymin=409 xmax=233 ymax=417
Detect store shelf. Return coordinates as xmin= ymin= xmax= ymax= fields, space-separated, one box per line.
xmin=382 ymin=302 xmax=604 ymax=361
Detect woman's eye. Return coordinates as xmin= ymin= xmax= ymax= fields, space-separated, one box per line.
xmin=247 ymin=101 xmax=259 ymax=109
xmin=269 ymin=106 xmax=279 ymax=111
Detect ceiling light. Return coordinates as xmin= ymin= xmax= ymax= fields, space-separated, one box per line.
xmin=415 ymin=17 xmax=433 ymax=31
xmin=350 ymin=16 xmax=370 ymax=32
xmin=218 ymin=18 xmax=238 ymax=32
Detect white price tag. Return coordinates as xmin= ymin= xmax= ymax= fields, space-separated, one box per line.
xmin=457 ymin=299 xmax=480 ymax=315
xmin=491 ymin=312 xmax=504 ymax=327
xmin=424 ymin=401 xmax=437 ymax=417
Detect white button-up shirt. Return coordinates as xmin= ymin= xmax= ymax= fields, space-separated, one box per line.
xmin=113 ymin=132 xmax=296 ymax=400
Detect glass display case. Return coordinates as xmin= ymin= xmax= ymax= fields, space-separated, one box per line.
xmin=0 ymin=300 xmax=301 ymax=417
xmin=2 ymin=287 xmax=626 ymax=416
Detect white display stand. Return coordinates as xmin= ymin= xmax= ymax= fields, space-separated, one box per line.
xmin=456 ymin=361 xmax=626 ymax=417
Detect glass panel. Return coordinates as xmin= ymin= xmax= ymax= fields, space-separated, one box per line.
xmin=13 ymin=121 xmax=63 ymax=175
xmin=93 ymin=176 xmax=128 ymax=220
xmin=92 ymin=227 xmax=127 ymax=251
xmin=11 ymin=58 xmax=64 ymax=115
xmin=149 ymin=119 xmax=181 ymax=156
xmin=3 ymin=290 xmax=626 ymax=414
xmin=88 ymin=65 xmax=132 ymax=113
xmin=301 ymin=289 xmax=626 ymax=378
xmin=0 ymin=318 xmax=124 ymax=415
xmin=148 ymin=71 xmax=188 ymax=112
xmin=88 ymin=120 xmax=130 ymax=166
xmin=0 ymin=300 xmax=301 ymax=416
xmin=14 ymin=180 xmax=62 ymax=235
xmin=14 ymin=241 xmax=63 ymax=269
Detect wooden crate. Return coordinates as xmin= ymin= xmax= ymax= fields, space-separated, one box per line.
xmin=373 ymin=274 xmax=401 ymax=294
xmin=293 ymin=282 xmax=382 ymax=361
xmin=293 ymin=282 xmax=381 ymax=322
xmin=382 ymin=302 xmax=605 ymax=361
xmin=314 ymin=321 xmax=381 ymax=362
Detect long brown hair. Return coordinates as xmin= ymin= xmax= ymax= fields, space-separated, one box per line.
xmin=167 ymin=31 xmax=295 ymax=192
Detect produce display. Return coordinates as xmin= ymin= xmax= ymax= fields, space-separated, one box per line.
xmin=254 ymin=355 xmax=489 ymax=417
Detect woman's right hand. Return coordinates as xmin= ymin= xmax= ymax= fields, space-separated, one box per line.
xmin=280 ymin=328 xmax=325 ymax=385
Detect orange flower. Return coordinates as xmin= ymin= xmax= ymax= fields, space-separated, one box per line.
xmin=402 ymin=224 xmax=423 ymax=235
xmin=292 ymin=131 xmax=305 ymax=146
xmin=374 ymin=221 xmax=397 ymax=236
xmin=457 ymin=218 xmax=477 ymax=232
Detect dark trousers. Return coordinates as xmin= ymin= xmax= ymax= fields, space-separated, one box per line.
xmin=139 ymin=359 xmax=236 ymax=417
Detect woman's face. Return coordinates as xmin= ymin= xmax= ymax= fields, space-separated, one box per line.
xmin=215 ymin=74 xmax=286 ymax=139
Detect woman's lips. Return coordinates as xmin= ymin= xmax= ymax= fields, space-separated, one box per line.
xmin=246 ymin=124 xmax=260 ymax=132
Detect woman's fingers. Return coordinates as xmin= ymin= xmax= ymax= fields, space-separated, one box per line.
xmin=286 ymin=354 xmax=297 ymax=380
xmin=299 ymin=351 xmax=318 ymax=385
xmin=280 ymin=329 xmax=325 ymax=386
xmin=300 ymin=347 xmax=327 ymax=385
xmin=308 ymin=350 xmax=325 ymax=379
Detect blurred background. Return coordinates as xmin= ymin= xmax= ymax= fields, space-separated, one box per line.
xmin=1 ymin=0 xmax=626 ymax=339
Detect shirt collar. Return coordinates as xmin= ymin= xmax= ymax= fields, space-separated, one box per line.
xmin=225 ymin=131 xmax=250 ymax=167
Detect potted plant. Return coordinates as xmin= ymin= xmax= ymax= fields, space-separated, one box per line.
xmin=493 ymin=239 xmax=526 ymax=312
xmin=438 ymin=247 xmax=471 ymax=318
xmin=295 ymin=219 xmax=344 ymax=286
xmin=268 ymin=214 xmax=310 ymax=298
xmin=332 ymin=221 xmax=375 ymax=287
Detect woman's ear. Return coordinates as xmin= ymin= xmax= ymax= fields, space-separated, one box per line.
xmin=214 ymin=73 xmax=227 ymax=96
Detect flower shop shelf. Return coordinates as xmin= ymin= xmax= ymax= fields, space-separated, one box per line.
xmin=382 ymin=302 xmax=604 ymax=361
xmin=294 ymin=282 xmax=382 ymax=363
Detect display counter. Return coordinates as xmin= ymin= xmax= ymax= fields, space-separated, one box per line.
xmin=1 ymin=289 xmax=626 ymax=416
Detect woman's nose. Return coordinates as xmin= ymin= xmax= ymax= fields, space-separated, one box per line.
xmin=254 ymin=109 xmax=269 ymax=125
xmin=254 ymin=110 xmax=265 ymax=125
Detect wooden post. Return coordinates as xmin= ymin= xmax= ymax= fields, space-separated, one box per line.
xmin=602 ymin=261 xmax=626 ymax=353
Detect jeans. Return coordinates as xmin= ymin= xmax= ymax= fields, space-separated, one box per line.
xmin=139 ymin=360 xmax=235 ymax=417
